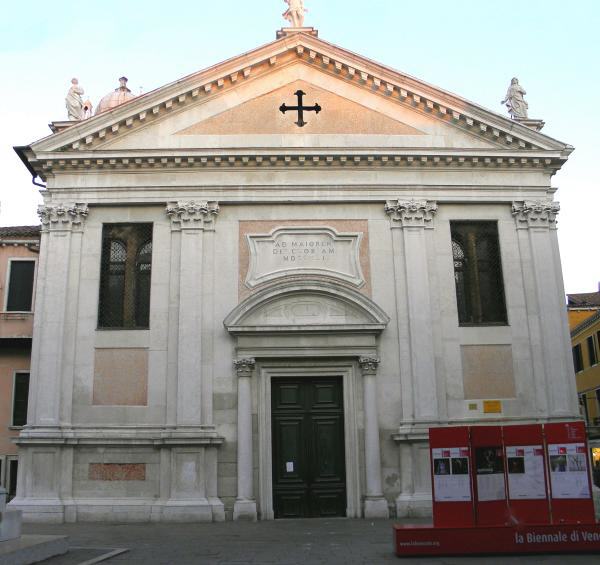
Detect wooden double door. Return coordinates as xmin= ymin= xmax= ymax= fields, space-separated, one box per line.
xmin=272 ymin=376 xmax=347 ymax=518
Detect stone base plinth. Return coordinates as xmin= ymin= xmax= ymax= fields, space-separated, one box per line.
xmin=395 ymin=493 xmax=433 ymax=518
xmin=363 ymin=497 xmax=389 ymax=519
xmin=0 ymin=535 xmax=68 ymax=565
xmin=233 ymin=499 xmax=257 ymax=521
xmin=0 ymin=510 xmax=22 ymax=542
xmin=162 ymin=500 xmax=216 ymax=523
xmin=10 ymin=498 xmax=228 ymax=524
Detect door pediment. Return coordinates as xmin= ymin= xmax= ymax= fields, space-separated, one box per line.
xmin=224 ymin=281 xmax=389 ymax=335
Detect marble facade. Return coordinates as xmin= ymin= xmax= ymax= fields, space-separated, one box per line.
xmin=12 ymin=29 xmax=578 ymax=522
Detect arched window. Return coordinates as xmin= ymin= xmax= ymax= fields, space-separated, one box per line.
xmin=98 ymin=224 xmax=153 ymax=328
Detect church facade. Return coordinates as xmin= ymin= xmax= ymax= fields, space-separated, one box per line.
xmin=13 ymin=27 xmax=578 ymax=523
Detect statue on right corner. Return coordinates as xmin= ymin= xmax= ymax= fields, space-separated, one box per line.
xmin=283 ymin=0 xmax=307 ymax=28
xmin=501 ymin=77 xmax=528 ymax=120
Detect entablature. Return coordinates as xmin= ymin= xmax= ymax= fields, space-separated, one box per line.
xmin=33 ymin=148 xmax=569 ymax=179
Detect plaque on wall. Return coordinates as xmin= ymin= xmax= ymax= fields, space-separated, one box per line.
xmin=245 ymin=227 xmax=365 ymax=288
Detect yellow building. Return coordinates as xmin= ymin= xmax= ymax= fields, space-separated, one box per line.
xmin=568 ymin=287 xmax=600 ymax=487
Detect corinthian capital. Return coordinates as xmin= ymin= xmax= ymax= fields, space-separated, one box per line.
xmin=512 ymin=200 xmax=560 ymax=229
xmin=359 ymin=357 xmax=380 ymax=376
xmin=37 ymin=203 xmax=89 ymax=231
xmin=166 ymin=201 xmax=220 ymax=230
xmin=234 ymin=358 xmax=256 ymax=378
xmin=385 ymin=199 xmax=437 ymax=228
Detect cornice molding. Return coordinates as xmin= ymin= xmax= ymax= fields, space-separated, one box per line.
xmin=37 ymin=203 xmax=88 ymax=232
xmin=34 ymin=150 xmax=568 ymax=178
xmin=385 ymin=199 xmax=438 ymax=228
xmin=165 ymin=201 xmax=220 ymax=231
xmin=512 ymin=199 xmax=560 ymax=230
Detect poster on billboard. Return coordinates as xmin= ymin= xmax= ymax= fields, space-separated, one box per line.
xmin=475 ymin=446 xmax=506 ymax=501
xmin=548 ymin=443 xmax=591 ymax=499
xmin=506 ymin=445 xmax=547 ymax=500
xmin=432 ymin=447 xmax=471 ymax=502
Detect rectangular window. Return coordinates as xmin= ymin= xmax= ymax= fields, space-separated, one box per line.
xmin=12 ymin=372 xmax=30 ymax=427
xmin=6 ymin=260 xmax=35 ymax=312
xmin=8 ymin=459 xmax=18 ymax=500
xmin=98 ymin=224 xmax=153 ymax=329
xmin=573 ymin=344 xmax=584 ymax=373
xmin=587 ymin=335 xmax=598 ymax=366
xmin=451 ymin=221 xmax=507 ymax=325
xmin=580 ymin=394 xmax=590 ymax=424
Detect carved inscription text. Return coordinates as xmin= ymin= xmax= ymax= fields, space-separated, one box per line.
xmin=246 ymin=227 xmax=365 ymax=288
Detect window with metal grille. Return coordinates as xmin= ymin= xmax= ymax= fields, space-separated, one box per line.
xmin=98 ymin=224 xmax=153 ymax=329
xmin=12 ymin=372 xmax=29 ymax=427
xmin=451 ymin=221 xmax=507 ymax=325
xmin=587 ymin=335 xmax=598 ymax=366
xmin=573 ymin=344 xmax=584 ymax=373
xmin=6 ymin=260 xmax=35 ymax=312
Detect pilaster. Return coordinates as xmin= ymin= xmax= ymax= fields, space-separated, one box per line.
xmin=359 ymin=357 xmax=389 ymax=518
xmin=233 ymin=358 xmax=257 ymax=521
xmin=30 ymin=203 xmax=88 ymax=427
xmin=165 ymin=201 xmax=220 ymax=427
xmin=512 ymin=200 xmax=577 ymax=417
xmin=385 ymin=200 xmax=438 ymax=421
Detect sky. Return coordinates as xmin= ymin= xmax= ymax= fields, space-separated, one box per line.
xmin=0 ymin=0 xmax=598 ymax=293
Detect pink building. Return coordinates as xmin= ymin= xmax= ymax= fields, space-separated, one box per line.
xmin=0 ymin=226 xmax=40 ymax=500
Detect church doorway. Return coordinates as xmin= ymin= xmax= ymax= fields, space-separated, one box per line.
xmin=271 ymin=376 xmax=347 ymax=518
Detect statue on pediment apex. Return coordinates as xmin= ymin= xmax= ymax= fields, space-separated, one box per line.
xmin=65 ymin=78 xmax=85 ymax=120
xmin=283 ymin=0 xmax=307 ymax=27
xmin=501 ymin=77 xmax=528 ymax=120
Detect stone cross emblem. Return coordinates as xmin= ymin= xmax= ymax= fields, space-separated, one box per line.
xmin=279 ymin=90 xmax=321 ymax=127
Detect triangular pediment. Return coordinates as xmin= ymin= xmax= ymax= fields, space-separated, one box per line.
xmin=175 ymin=80 xmax=423 ymax=136
xmin=78 ymin=64 xmax=509 ymax=152
xmin=22 ymin=30 xmax=572 ymax=177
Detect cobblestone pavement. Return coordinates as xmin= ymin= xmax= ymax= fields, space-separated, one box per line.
xmin=23 ymin=519 xmax=600 ymax=565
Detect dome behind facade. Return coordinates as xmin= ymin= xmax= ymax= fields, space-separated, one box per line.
xmin=95 ymin=77 xmax=136 ymax=115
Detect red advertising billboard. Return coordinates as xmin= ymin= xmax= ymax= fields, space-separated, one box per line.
xmin=429 ymin=427 xmax=474 ymax=527
xmin=544 ymin=421 xmax=595 ymax=524
xmin=470 ymin=425 xmax=510 ymax=526
xmin=503 ymin=424 xmax=550 ymax=524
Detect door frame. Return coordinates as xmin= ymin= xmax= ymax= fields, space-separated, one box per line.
xmin=257 ymin=360 xmax=361 ymax=520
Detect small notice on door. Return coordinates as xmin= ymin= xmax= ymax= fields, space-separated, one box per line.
xmin=286 ymin=462 xmax=294 ymax=473
xmin=547 ymin=443 xmax=590 ymax=499
xmin=431 ymin=447 xmax=471 ymax=502
xmin=506 ymin=445 xmax=546 ymax=500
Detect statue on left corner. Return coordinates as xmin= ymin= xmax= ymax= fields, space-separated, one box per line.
xmin=283 ymin=0 xmax=307 ymax=27
xmin=66 ymin=78 xmax=85 ymax=120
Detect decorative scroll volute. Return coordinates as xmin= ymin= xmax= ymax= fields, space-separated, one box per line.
xmin=385 ymin=199 xmax=437 ymax=229
xmin=512 ymin=200 xmax=560 ymax=229
xmin=234 ymin=358 xmax=256 ymax=378
xmin=166 ymin=201 xmax=220 ymax=230
xmin=359 ymin=356 xmax=380 ymax=376
xmin=37 ymin=203 xmax=89 ymax=231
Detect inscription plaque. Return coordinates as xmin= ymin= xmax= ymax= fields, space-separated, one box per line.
xmin=245 ymin=227 xmax=365 ymax=288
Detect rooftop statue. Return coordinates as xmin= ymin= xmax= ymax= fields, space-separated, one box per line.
xmin=501 ymin=77 xmax=528 ymax=120
xmin=283 ymin=0 xmax=307 ymax=27
xmin=65 ymin=78 xmax=85 ymax=121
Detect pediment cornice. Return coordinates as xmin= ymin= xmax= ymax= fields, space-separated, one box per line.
xmin=33 ymin=147 xmax=569 ymax=178
xmin=22 ymin=31 xmax=572 ymax=180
